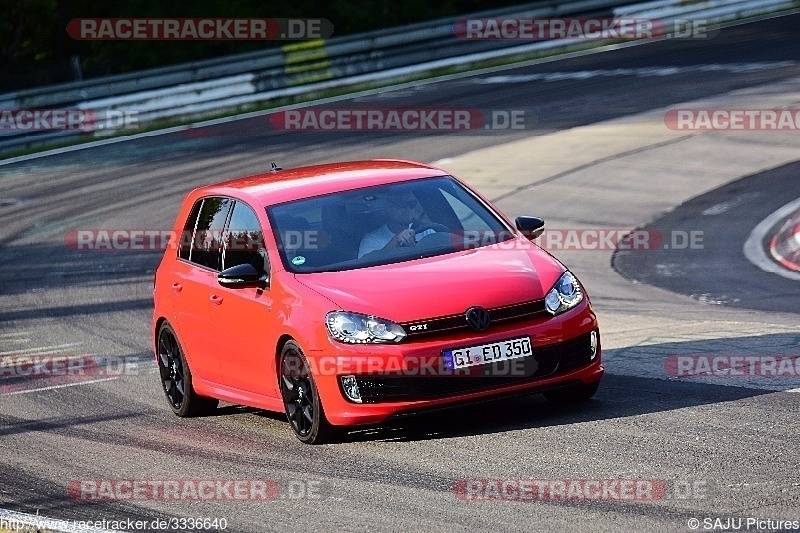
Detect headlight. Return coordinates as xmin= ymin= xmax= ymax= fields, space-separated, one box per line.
xmin=544 ymin=271 xmax=583 ymax=315
xmin=326 ymin=311 xmax=407 ymax=344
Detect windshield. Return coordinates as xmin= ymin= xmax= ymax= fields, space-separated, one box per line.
xmin=267 ymin=175 xmax=514 ymax=273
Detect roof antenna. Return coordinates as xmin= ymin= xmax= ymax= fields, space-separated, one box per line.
xmin=270 ymin=162 xmax=283 ymax=172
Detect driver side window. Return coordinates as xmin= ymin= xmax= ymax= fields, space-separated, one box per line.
xmin=222 ymin=201 xmax=269 ymax=276
xmin=182 ymin=196 xmax=232 ymax=271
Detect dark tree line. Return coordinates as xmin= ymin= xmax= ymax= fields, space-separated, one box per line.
xmin=1 ymin=0 xmax=530 ymax=91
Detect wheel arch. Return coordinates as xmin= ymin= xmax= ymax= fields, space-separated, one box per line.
xmin=153 ymin=316 xmax=169 ymax=356
xmin=274 ymin=333 xmax=296 ymax=381
xmin=154 ymin=317 xmax=197 ymax=369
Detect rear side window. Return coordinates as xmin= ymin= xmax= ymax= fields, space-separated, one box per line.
xmin=182 ymin=197 xmax=232 ymax=271
xmin=222 ymin=201 xmax=268 ymax=274
xmin=178 ymin=201 xmax=202 ymax=261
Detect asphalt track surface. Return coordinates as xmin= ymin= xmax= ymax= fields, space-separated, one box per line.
xmin=613 ymin=161 xmax=800 ymax=312
xmin=1 ymin=15 xmax=799 ymax=533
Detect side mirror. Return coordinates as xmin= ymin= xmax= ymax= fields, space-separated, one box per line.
xmin=218 ymin=263 xmax=268 ymax=289
xmin=515 ymin=216 xmax=545 ymax=240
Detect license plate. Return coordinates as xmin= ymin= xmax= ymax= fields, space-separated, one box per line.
xmin=443 ymin=336 xmax=533 ymax=370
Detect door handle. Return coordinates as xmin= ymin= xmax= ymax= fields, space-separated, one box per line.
xmin=171 ymin=283 xmax=182 ymax=293
xmin=210 ymin=294 xmax=223 ymax=306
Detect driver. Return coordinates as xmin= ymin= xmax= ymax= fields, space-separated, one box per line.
xmin=358 ymin=192 xmax=435 ymax=258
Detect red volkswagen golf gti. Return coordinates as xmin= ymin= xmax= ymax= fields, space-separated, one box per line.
xmin=153 ymin=160 xmax=602 ymax=443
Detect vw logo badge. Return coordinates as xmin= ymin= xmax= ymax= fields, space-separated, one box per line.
xmin=465 ymin=306 xmax=491 ymax=331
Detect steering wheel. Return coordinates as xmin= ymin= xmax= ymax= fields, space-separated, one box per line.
xmin=411 ymin=222 xmax=452 ymax=235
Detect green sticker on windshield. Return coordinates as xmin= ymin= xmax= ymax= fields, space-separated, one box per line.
xmin=291 ymin=255 xmax=306 ymax=266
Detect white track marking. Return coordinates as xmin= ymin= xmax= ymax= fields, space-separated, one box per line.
xmin=0 ymin=376 xmax=118 ymax=396
xmin=0 ymin=331 xmax=29 ymax=339
xmin=472 ymin=62 xmax=796 ymax=83
xmin=0 ymin=343 xmax=82 ymax=356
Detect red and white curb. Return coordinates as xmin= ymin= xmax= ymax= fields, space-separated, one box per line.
xmin=744 ymin=196 xmax=800 ymax=280
xmin=769 ymin=212 xmax=800 ymax=272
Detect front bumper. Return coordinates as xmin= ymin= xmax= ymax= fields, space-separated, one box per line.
xmin=311 ymin=299 xmax=601 ymax=426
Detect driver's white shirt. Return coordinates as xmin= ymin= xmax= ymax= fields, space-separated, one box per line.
xmin=358 ymin=223 xmax=435 ymax=258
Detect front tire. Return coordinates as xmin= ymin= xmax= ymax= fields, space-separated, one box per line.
xmin=156 ymin=322 xmax=219 ymax=417
xmin=279 ymin=340 xmax=338 ymax=444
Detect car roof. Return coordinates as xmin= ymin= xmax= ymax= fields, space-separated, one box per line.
xmin=194 ymin=159 xmax=449 ymax=206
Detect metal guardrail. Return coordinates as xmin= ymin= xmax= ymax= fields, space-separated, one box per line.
xmin=0 ymin=0 xmax=629 ymax=109
xmin=1 ymin=0 xmax=796 ymax=153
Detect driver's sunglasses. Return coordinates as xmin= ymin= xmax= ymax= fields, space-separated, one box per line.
xmin=390 ymin=199 xmax=418 ymax=209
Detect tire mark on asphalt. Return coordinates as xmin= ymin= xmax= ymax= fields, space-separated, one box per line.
xmin=490 ymin=134 xmax=696 ymax=203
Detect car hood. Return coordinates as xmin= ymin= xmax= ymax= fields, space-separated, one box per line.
xmin=294 ymin=243 xmax=566 ymax=322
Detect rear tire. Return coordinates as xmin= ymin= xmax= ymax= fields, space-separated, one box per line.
xmin=544 ymin=380 xmax=600 ymax=403
xmin=156 ymin=322 xmax=219 ymax=417
xmin=278 ymin=340 xmax=339 ymax=444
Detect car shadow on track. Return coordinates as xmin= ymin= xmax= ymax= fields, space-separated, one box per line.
xmin=333 ymin=334 xmax=798 ymax=444
xmin=339 ymin=376 xmax=764 ymax=443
